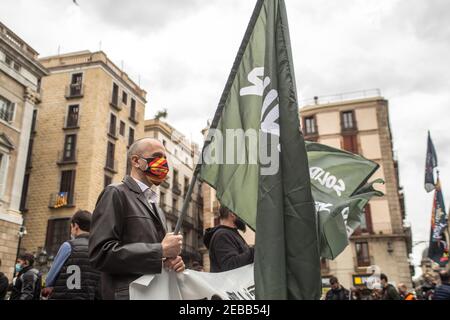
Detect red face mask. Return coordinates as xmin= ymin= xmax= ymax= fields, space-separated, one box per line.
xmin=141 ymin=156 xmax=169 ymax=183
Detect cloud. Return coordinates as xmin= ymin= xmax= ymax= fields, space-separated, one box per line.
xmin=81 ymin=0 xmax=215 ymax=35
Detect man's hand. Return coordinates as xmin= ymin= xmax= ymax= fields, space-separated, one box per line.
xmin=161 ymin=232 xmax=183 ymax=258
xmin=164 ymin=256 xmax=185 ymax=273
xmin=41 ymin=287 xmax=53 ymax=298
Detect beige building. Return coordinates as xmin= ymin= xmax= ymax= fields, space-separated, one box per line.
xmin=0 ymin=22 xmax=47 ymax=279
xmin=20 ymin=51 xmax=146 ymax=263
xmin=144 ymin=119 xmax=204 ymax=267
xmin=300 ymin=89 xmax=413 ymax=293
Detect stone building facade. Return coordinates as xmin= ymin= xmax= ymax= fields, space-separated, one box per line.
xmin=0 ymin=22 xmax=47 ymax=280
xmin=20 ymin=51 xmax=146 ymax=263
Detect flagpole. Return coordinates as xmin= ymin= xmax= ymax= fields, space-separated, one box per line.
xmin=173 ymin=0 xmax=265 ymax=235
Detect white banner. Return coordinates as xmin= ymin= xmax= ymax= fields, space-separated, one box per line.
xmin=130 ymin=264 xmax=255 ymax=300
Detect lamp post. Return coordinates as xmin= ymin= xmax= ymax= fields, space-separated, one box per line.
xmin=13 ymin=225 xmax=27 ymax=278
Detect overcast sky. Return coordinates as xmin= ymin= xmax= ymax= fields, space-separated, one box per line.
xmin=1 ymin=0 xmax=449 ymax=277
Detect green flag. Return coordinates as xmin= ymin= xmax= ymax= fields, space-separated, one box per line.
xmin=200 ymin=0 xmax=321 ymax=299
xmin=305 ymin=142 xmax=384 ymax=259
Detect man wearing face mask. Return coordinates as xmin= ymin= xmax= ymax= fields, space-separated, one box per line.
xmin=9 ymin=253 xmax=41 ymax=300
xmin=203 ymin=206 xmax=254 ymax=272
xmin=89 ymin=138 xmax=184 ymax=300
xmin=41 ymin=210 xmax=101 ymax=300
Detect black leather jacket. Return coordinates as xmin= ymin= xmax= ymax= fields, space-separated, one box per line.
xmin=89 ymin=176 xmax=167 ymax=300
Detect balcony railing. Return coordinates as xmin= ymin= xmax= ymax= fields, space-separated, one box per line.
xmin=110 ymin=96 xmax=122 ymax=111
xmin=341 ymin=121 xmax=358 ymax=132
xmin=354 ymin=255 xmax=374 ymax=271
xmin=57 ymin=149 xmax=78 ymax=165
xmin=65 ymin=84 xmax=84 ymax=99
xmin=129 ymin=111 xmax=139 ymax=124
xmin=48 ymin=192 xmax=76 ymax=208
xmin=63 ymin=114 xmax=80 ymax=129
xmin=107 ymin=124 xmax=118 ymax=140
xmin=104 ymin=159 xmax=118 ymax=173
xmin=172 ymin=182 xmax=182 ymax=196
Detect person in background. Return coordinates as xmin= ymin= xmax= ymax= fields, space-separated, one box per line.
xmin=41 ymin=210 xmax=101 ymax=300
xmin=380 ymin=273 xmax=401 ymax=300
xmin=9 ymin=253 xmax=41 ymax=300
xmin=370 ymin=283 xmax=383 ymax=300
xmin=191 ymin=261 xmax=204 ymax=272
xmin=432 ymin=270 xmax=450 ymax=300
xmin=398 ymin=283 xmax=416 ymax=300
xmin=203 ymin=206 xmax=254 ymax=273
xmin=349 ymin=286 xmax=361 ymax=300
xmin=325 ymin=276 xmax=350 ymax=300
xmin=0 ymin=259 xmax=9 ymax=300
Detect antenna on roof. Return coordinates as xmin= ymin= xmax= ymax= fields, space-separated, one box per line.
xmin=99 ymin=41 xmax=102 ymax=51
xmin=57 ymin=45 xmax=61 ymax=56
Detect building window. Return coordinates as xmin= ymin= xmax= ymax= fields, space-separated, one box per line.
xmin=69 ymin=73 xmax=83 ymax=97
xmin=119 ymin=121 xmax=125 ymax=136
xmin=0 ymin=95 xmax=15 ymax=122
xmin=60 ymin=170 xmax=76 ymax=205
xmin=173 ymin=170 xmax=179 ymax=185
xmin=5 ymin=55 xmax=13 ymax=66
xmin=172 ymin=197 xmax=178 ymax=213
xmin=66 ymin=105 xmax=79 ymax=128
xmin=26 ymin=138 xmax=34 ymax=168
xmin=109 ymin=113 xmax=117 ymax=136
xmin=112 ymin=83 xmax=119 ymax=106
xmin=359 ymin=204 xmax=373 ymax=234
xmin=341 ymin=110 xmax=356 ymax=131
xmin=184 ymin=177 xmax=189 ymax=195
xmin=122 ymin=91 xmax=128 ymax=105
xmin=104 ymin=175 xmax=112 ymax=188
xmin=320 ymin=258 xmax=329 ymax=272
xmin=355 ymin=241 xmax=370 ymax=267
xmin=342 ymin=134 xmax=358 ymax=154
xmin=45 ymin=218 xmax=71 ymax=256
xmin=31 ymin=109 xmax=38 ymax=133
xmin=106 ymin=142 xmax=115 ymax=170
xmin=128 ymin=127 xmax=135 ymax=146
xmin=63 ymin=134 xmax=77 ymax=161
xmin=13 ymin=62 xmax=21 ymax=72
xmin=130 ymin=98 xmax=136 ymax=120
xmin=304 ymin=116 xmax=317 ymax=135
xmin=0 ymin=153 xmax=8 ymax=198
xmin=20 ymin=173 xmax=30 ymax=211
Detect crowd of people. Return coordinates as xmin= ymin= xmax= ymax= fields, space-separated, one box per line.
xmin=0 ymin=138 xmax=255 ymax=301
xmin=324 ymin=271 xmax=450 ymax=300
xmin=0 ymin=137 xmax=448 ymax=300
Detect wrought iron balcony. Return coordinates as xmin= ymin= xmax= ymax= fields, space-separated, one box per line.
xmin=48 ymin=192 xmax=76 ymax=208
xmin=65 ymin=83 xmax=84 ymax=99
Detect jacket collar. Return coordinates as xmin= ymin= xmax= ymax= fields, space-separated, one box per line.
xmin=123 ymin=175 xmax=144 ymax=194
xmin=123 ymin=176 xmax=166 ymax=230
